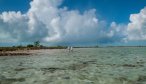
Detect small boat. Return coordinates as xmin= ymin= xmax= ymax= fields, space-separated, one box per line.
xmin=67 ymin=46 xmax=73 ymax=52
xmin=70 ymin=47 xmax=73 ymax=51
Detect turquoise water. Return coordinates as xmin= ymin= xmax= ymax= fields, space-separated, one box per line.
xmin=0 ymin=47 xmax=146 ymax=84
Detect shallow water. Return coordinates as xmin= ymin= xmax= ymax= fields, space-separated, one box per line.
xmin=0 ymin=47 xmax=146 ymax=84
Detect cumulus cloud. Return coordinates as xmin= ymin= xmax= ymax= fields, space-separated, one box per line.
xmin=127 ymin=7 xmax=146 ymax=41
xmin=0 ymin=11 xmax=28 ymax=41
xmin=0 ymin=0 xmax=141 ymax=45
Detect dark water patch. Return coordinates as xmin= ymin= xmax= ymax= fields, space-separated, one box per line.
xmin=14 ymin=67 xmax=33 ymax=71
xmin=137 ymin=75 xmax=146 ymax=82
xmin=94 ymin=63 xmax=144 ymax=68
xmin=122 ymin=64 xmax=144 ymax=67
xmin=115 ymin=77 xmax=137 ymax=84
xmin=67 ymin=60 xmax=97 ymax=70
xmin=0 ymin=78 xmax=25 ymax=84
xmin=41 ymin=67 xmax=65 ymax=73
xmin=0 ymin=53 xmax=31 ymax=56
xmin=62 ymin=76 xmax=70 ymax=80
xmin=14 ymin=68 xmax=27 ymax=71
xmin=96 ymin=64 xmax=116 ymax=67
xmin=0 ymin=75 xmax=6 ymax=80
xmin=136 ymin=61 xmax=145 ymax=64
xmin=114 ymin=75 xmax=146 ymax=84
xmin=116 ymin=77 xmax=128 ymax=81
xmin=82 ymin=60 xmax=97 ymax=64
xmin=68 ymin=63 xmax=89 ymax=70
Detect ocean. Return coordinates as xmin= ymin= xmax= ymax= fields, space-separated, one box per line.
xmin=0 ymin=47 xmax=146 ymax=84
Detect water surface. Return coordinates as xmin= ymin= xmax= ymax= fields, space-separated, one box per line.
xmin=0 ymin=47 xmax=146 ymax=84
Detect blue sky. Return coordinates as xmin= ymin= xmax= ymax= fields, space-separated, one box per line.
xmin=0 ymin=0 xmax=146 ymax=46
xmin=0 ymin=0 xmax=146 ymax=23
xmin=62 ymin=0 xmax=146 ymax=23
xmin=0 ymin=0 xmax=31 ymax=13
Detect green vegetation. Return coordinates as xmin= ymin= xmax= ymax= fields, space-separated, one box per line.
xmin=33 ymin=41 xmax=40 ymax=47
xmin=0 ymin=47 xmax=26 ymax=52
xmin=0 ymin=41 xmax=67 ymax=52
xmin=27 ymin=44 xmax=34 ymax=48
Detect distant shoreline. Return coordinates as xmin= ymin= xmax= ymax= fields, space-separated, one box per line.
xmin=0 ymin=46 xmax=67 ymax=56
xmin=0 ymin=46 xmax=146 ymax=56
xmin=0 ymin=51 xmax=31 ymax=56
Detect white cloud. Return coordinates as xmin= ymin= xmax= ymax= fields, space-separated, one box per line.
xmin=127 ymin=7 xmax=146 ymax=41
xmin=0 ymin=0 xmax=138 ymax=45
xmin=0 ymin=11 xmax=28 ymax=41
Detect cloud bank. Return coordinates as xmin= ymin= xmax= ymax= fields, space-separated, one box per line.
xmin=127 ymin=7 xmax=146 ymax=41
xmin=0 ymin=0 xmax=146 ymax=45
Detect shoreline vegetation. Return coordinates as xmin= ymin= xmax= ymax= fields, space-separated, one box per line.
xmin=0 ymin=41 xmax=68 ymax=56
xmin=0 ymin=41 xmax=146 ymax=56
xmin=0 ymin=45 xmax=68 ymax=56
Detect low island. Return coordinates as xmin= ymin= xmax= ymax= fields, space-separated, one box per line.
xmin=0 ymin=41 xmax=67 ymax=56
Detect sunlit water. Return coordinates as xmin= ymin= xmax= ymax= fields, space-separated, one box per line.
xmin=0 ymin=47 xmax=146 ymax=84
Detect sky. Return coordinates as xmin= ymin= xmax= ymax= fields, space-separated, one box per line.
xmin=0 ymin=0 xmax=146 ymax=46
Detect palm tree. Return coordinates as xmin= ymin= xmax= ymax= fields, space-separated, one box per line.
xmin=34 ymin=41 xmax=40 ymax=47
